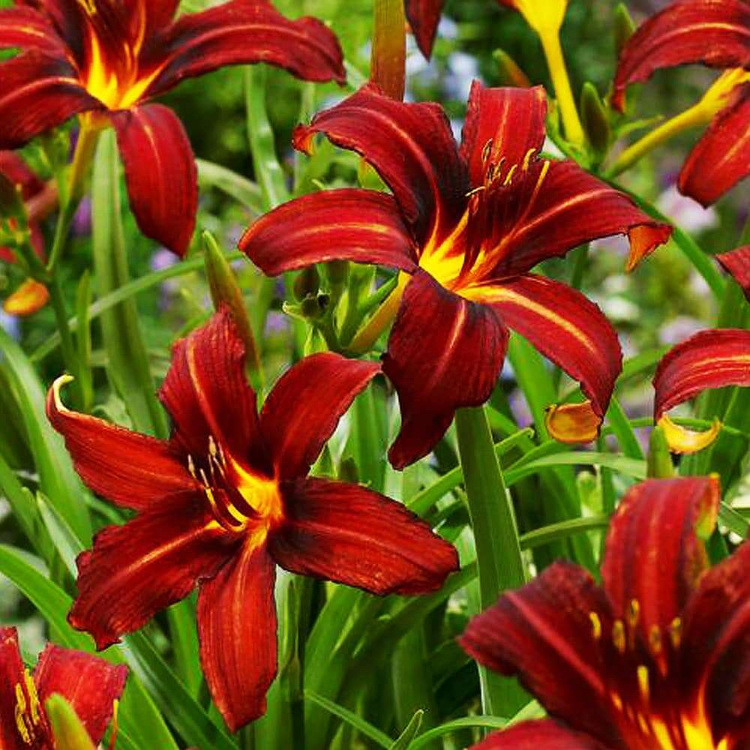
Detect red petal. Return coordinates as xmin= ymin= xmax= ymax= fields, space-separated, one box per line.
xmin=159 ymin=308 xmax=268 ymax=473
xmin=46 ymin=375 xmax=198 ymax=511
xmin=601 ymin=476 xmax=720 ymax=655
xmin=465 ymin=275 xmax=622 ymax=441
xmin=483 ymin=160 xmax=671 ymax=276
xmin=0 ymin=52 xmax=99 ymax=149
xmin=717 ymin=245 xmax=750 ymax=300
xmin=404 ymin=0 xmax=444 ymax=58
xmin=292 ymin=85 xmax=468 ymax=246
xmin=69 ymin=498 xmax=235 ymax=649
xmin=0 ymin=150 xmax=46 ymax=200
xmin=682 ymin=541 xmax=750 ymax=742
xmin=460 ymin=83 xmax=547 ymax=187
xmin=124 ymin=0 xmax=179 ymax=36
xmin=612 ymin=0 xmax=750 ymax=110
xmin=0 ymin=627 xmax=28 ymax=750
xmin=259 ymin=353 xmax=381 ymax=479
xmin=653 ymin=328 xmax=750 ymax=420
xmin=148 ymin=0 xmax=345 ymax=96
xmin=383 ymin=269 xmax=508 ymax=469
xmin=678 ymin=85 xmax=750 ymax=207
xmin=34 ymin=645 xmax=127 ymax=745
xmin=239 ymin=188 xmax=418 ymax=276
xmin=269 ymin=477 xmax=458 ymax=594
xmin=459 ymin=560 xmax=620 ymax=746
xmin=197 ymin=540 xmax=277 ymax=732
xmin=0 ymin=6 xmax=65 ymax=55
xmin=112 ymin=103 xmax=197 ymax=256
xmin=473 ymin=720 xmax=606 ymax=749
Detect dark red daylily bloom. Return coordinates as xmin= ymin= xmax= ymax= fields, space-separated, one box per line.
xmin=0 ymin=627 xmax=127 ymax=750
xmin=717 ymin=246 xmax=750 ymax=300
xmin=239 ymin=83 xmax=671 ymax=467
xmin=0 ymin=151 xmax=53 ymax=315
xmin=612 ymin=0 xmax=750 ymax=206
xmin=653 ymin=328 xmax=750 ymax=453
xmin=0 ymin=0 xmax=345 ymax=255
xmin=461 ymin=476 xmax=750 ymax=749
xmin=47 ymin=308 xmax=458 ymax=731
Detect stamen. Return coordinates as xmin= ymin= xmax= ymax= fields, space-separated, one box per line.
xmin=14 ymin=683 xmax=33 ymax=744
xmin=465 ymin=185 xmax=486 ymax=199
xmin=637 ymin=665 xmax=650 ymax=703
xmin=612 ymin=620 xmax=626 ymax=654
xmin=481 ymin=139 xmax=493 ymax=165
xmin=589 ymin=611 xmax=602 ymax=640
xmin=649 ymin=625 xmax=662 ymax=654
xmin=187 ymin=455 xmax=197 ymax=480
xmin=669 ymin=617 xmax=681 ymax=650
xmin=527 ymin=160 xmax=551 ymax=206
xmin=23 ymin=670 xmax=40 ymax=726
xmin=627 ymin=599 xmax=640 ymax=628
xmin=522 ymin=147 xmax=537 ymax=171
xmin=503 ymin=164 xmax=518 ymax=186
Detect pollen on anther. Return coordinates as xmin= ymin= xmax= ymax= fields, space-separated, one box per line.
xmin=612 ymin=620 xmax=626 ymax=654
xmin=589 ymin=611 xmax=602 ymax=640
xmin=669 ymin=617 xmax=681 ymax=650
xmin=648 ymin=625 xmax=662 ymax=654
xmin=522 ymin=147 xmax=537 ymax=171
xmin=628 ymin=599 xmax=640 ymax=628
xmin=481 ymin=139 xmax=493 ymax=164
xmin=637 ymin=665 xmax=650 ymax=703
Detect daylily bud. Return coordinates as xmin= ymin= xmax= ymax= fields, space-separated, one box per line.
xmin=646 ymin=424 xmax=676 ymax=478
xmin=293 ymin=265 xmax=320 ymax=301
xmin=202 ymin=231 xmax=261 ymax=383
xmin=613 ymin=3 xmax=636 ymax=58
xmin=338 ymin=456 xmax=359 ymax=484
xmin=300 ymin=293 xmax=329 ymax=321
xmin=45 ymin=694 xmax=97 ymax=750
xmin=580 ymin=82 xmax=611 ymax=155
xmin=493 ymin=49 xmax=532 ymax=88
xmin=3 ymin=278 xmax=49 ymax=316
xmin=371 ymin=0 xmax=406 ymax=100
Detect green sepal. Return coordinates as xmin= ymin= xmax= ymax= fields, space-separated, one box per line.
xmin=46 ymin=694 xmax=98 ymax=750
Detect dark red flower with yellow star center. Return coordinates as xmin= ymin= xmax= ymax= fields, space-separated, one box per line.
xmin=460 ymin=476 xmax=750 ymax=749
xmin=47 ymin=308 xmax=458 ymax=731
xmin=0 ymin=0 xmax=345 ymax=254
xmin=239 ymin=83 xmax=671 ymax=468
xmin=612 ymin=0 xmax=750 ymax=206
xmin=0 ymin=627 xmax=127 ymax=750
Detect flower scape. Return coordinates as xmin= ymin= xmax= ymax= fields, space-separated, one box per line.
xmin=0 ymin=1 xmax=748 ymax=749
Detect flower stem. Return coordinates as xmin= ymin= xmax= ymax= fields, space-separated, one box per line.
xmin=47 ymin=276 xmax=84 ymax=409
xmin=371 ymin=0 xmax=406 ymax=100
xmin=455 ymin=406 xmax=526 ymax=716
xmin=539 ymin=30 xmax=584 ymax=146
xmin=606 ymin=102 xmax=708 ymax=178
xmin=46 ymin=125 xmax=100 ymax=274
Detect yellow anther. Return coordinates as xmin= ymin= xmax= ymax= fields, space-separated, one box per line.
xmin=649 ymin=625 xmax=662 ymax=654
xmin=481 ymin=139 xmax=493 ymax=164
xmin=15 ymin=683 xmax=33 ymax=744
xmin=503 ymin=164 xmax=518 ymax=186
xmin=670 ymin=617 xmax=682 ymax=650
xmin=187 ymin=455 xmax=197 ymax=479
xmin=522 ymin=147 xmax=537 ymax=171
xmin=628 ymin=599 xmax=640 ymax=628
xmin=208 ymin=436 xmax=218 ymax=458
xmin=23 ymin=670 xmax=40 ymax=726
xmin=637 ymin=665 xmax=650 ymax=703
xmin=612 ymin=620 xmax=626 ymax=654
xmin=589 ymin=611 xmax=602 ymax=640
xmin=466 ymin=185 xmax=486 ymax=199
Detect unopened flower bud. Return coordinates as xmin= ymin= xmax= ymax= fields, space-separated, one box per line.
xmin=613 ymin=3 xmax=636 ymax=58
xmin=581 ymin=82 xmax=611 ymax=155
xmin=493 ymin=49 xmax=531 ymax=88
xmin=293 ymin=266 xmax=320 ymax=301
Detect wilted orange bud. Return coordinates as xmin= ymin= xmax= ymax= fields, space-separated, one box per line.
xmin=3 ymin=278 xmax=49 ymax=316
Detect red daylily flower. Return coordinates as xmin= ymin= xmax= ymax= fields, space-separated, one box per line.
xmin=461 ymin=476 xmax=750 ymax=749
xmin=239 ymin=83 xmax=671 ymax=468
xmin=0 ymin=627 xmax=127 ymax=750
xmin=0 ymin=0 xmax=345 ymax=255
xmin=0 ymin=151 xmax=54 ymax=315
xmin=47 ymin=308 xmax=458 ymax=731
xmin=612 ymin=0 xmax=750 ymax=206
xmin=653 ymin=327 xmax=750 ymax=453
xmin=717 ymin=246 xmax=750 ymax=301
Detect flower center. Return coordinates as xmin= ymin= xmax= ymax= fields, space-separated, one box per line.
xmin=419 ymin=145 xmax=549 ymax=291
xmin=76 ymin=0 xmax=161 ymax=110
xmin=589 ymin=603 xmax=728 ymax=750
xmin=188 ymin=437 xmax=283 ymax=536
